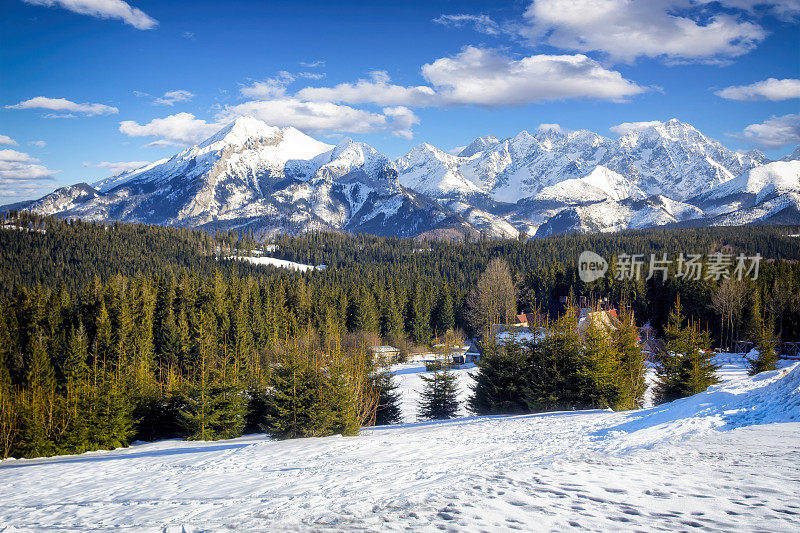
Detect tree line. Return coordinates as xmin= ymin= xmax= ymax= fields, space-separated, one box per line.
xmin=1 ymin=215 xmax=798 ymax=458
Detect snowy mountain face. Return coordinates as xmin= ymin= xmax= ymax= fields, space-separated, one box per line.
xmin=10 ymin=117 xmax=800 ymax=239
xmin=394 ymin=119 xmax=797 ymax=236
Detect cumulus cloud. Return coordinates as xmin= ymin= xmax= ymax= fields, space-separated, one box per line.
xmin=217 ymin=99 xmax=418 ymax=138
xmin=381 ymin=106 xmax=420 ymax=139
xmin=537 ymin=123 xmax=565 ymax=133
xmin=153 ymin=89 xmax=195 ymax=106
xmin=29 ymin=140 xmax=47 ymax=148
xmin=421 ymin=47 xmax=645 ymax=105
xmin=7 ymin=96 xmax=118 ymax=116
xmin=433 ymin=14 xmax=504 ymax=35
xmin=295 ymin=48 xmax=644 ymax=108
xmin=738 ymin=113 xmax=800 ymax=148
xmin=519 ymin=0 xmax=767 ymax=63
xmin=83 ymin=160 xmax=149 ymax=174
xmin=715 ymin=78 xmax=800 ymax=101
xmin=0 ymin=149 xmax=59 ymax=201
xmin=119 ymin=112 xmax=221 ymax=146
xmin=296 ymin=71 xmax=438 ymax=107
xmin=0 ymin=135 xmax=18 ymax=146
xmin=300 ymin=60 xmax=325 ymax=68
xmin=240 ymin=72 xmax=296 ymax=99
xmin=610 ymin=120 xmax=663 ymax=135
xmin=23 ymin=0 xmax=158 ymax=29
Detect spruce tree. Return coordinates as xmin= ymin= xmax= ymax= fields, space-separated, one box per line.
xmin=581 ymin=322 xmax=619 ymax=409
xmin=63 ymin=323 xmax=89 ymax=385
xmin=611 ymin=309 xmax=647 ymax=410
xmin=263 ymin=349 xmax=317 ymax=439
xmin=372 ymin=370 xmax=402 ymax=425
xmin=469 ymin=337 xmax=530 ymax=415
xmin=748 ymin=315 xmax=778 ymax=375
xmin=417 ymin=369 xmax=460 ymax=421
xmin=655 ymin=297 xmax=719 ymax=404
xmin=433 ymin=285 xmax=455 ymax=335
xmin=182 ymin=382 xmax=246 ymax=441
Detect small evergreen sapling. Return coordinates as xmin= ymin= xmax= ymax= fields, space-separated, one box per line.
xmin=417 ymin=368 xmax=460 ymax=421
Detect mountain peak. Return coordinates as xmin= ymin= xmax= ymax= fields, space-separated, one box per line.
xmin=781 ymin=146 xmax=800 ymax=162
xmin=458 ymin=135 xmax=499 ymax=157
xmin=199 ymin=116 xmax=280 ymax=149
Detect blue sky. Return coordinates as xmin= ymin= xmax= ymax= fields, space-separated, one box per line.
xmin=1 ymin=0 xmax=799 ymax=201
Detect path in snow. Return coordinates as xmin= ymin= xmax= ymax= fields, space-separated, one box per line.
xmin=1 ymin=362 xmax=798 ymax=531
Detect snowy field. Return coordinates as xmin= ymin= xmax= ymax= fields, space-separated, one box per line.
xmin=1 ymin=357 xmax=799 ymax=531
xmin=233 ymin=255 xmax=317 ymax=272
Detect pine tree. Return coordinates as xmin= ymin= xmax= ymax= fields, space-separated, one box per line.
xmin=611 ymin=308 xmax=647 ymax=410
xmin=380 ymin=288 xmax=404 ymax=339
xmin=19 ymin=334 xmax=57 ymax=457
xmin=433 ymin=285 xmax=455 ymax=335
xmin=263 ymin=348 xmax=317 ymax=439
xmin=581 ymin=321 xmax=619 ymax=409
xmin=372 ymin=370 xmax=402 ymax=425
xmin=408 ymin=283 xmax=431 ymax=345
xmin=655 ymin=297 xmax=719 ymax=403
xmin=748 ymin=313 xmax=778 ymax=375
xmin=182 ymin=382 xmax=246 ymax=441
xmin=417 ymin=369 xmax=460 ymax=421
xmin=63 ymin=323 xmax=89 ymax=385
xmin=469 ymin=337 xmax=530 ymax=415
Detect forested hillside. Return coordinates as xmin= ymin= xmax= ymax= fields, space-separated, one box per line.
xmin=1 ymin=214 xmax=799 ymax=459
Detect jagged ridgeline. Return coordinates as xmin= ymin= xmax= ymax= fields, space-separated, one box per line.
xmin=5 ymin=117 xmax=800 ymax=239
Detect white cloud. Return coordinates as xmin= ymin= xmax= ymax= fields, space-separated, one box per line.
xmin=23 ymin=0 xmax=158 ymax=30
xmin=537 ymin=123 xmax=565 ymax=133
xmin=0 ymin=149 xmax=59 ymax=200
xmin=83 ymin=160 xmax=149 ymax=174
xmin=421 ymin=47 xmax=645 ymax=105
xmin=29 ymin=140 xmax=47 ymax=148
xmin=295 ymin=48 xmax=643 ymax=108
xmin=381 ymin=106 xmax=419 ymax=139
xmin=738 ymin=113 xmax=800 ymax=148
xmin=715 ymin=78 xmax=800 ymax=101
xmin=610 ymin=120 xmax=663 ymax=135
xmin=240 ymin=72 xmax=296 ymax=99
xmin=433 ymin=14 xmax=504 ymax=35
xmin=0 ymin=150 xmax=38 ymax=164
xmin=182 ymin=31 xmax=195 ymax=40
xmin=0 ymin=135 xmax=17 ymax=146
xmin=7 ymin=96 xmax=118 ymax=116
xmin=119 ymin=112 xmax=221 ymax=146
xmin=519 ymin=0 xmax=767 ymax=63
xmin=153 ymin=89 xmax=195 ymax=106
xmin=712 ymin=0 xmax=800 ymax=20
xmin=296 ymin=71 xmax=438 ymax=107
xmin=300 ymin=60 xmax=325 ymax=68
xmin=217 ymin=99 xmax=418 ymax=138
xmin=298 ymin=72 xmax=326 ymax=80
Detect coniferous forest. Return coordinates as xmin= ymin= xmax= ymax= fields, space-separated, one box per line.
xmin=1 ymin=212 xmax=799 ymax=458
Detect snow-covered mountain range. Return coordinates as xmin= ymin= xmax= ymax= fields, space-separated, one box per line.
xmin=8 ymin=116 xmax=800 ymax=238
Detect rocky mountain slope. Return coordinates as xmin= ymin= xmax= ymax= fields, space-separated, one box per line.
xmin=8 ymin=117 xmax=799 ymax=238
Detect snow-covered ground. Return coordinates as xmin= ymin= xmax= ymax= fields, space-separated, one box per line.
xmin=233 ymin=254 xmax=317 ymax=272
xmin=1 ymin=357 xmax=799 ymax=531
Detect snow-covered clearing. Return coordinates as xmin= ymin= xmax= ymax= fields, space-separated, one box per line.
xmin=233 ymin=255 xmax=317 ymax=272
xmin=1 ymin=358 xmax=799 ymax=531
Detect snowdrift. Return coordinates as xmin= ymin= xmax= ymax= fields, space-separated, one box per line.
xmin=602 ymin=362 xmax=800 ymax=453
